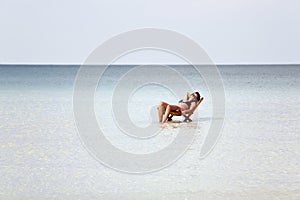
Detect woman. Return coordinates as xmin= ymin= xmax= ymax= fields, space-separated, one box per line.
xmin=157 ymin=92 xmax=201 ymax=123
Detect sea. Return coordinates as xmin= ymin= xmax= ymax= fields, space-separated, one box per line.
xmin=0 ymin=65 xmax=299 ymax=199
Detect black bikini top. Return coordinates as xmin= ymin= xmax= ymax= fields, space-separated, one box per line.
xmin=178 ymin=99 xmax=197 ymax=108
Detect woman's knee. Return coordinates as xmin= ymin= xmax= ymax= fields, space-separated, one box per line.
xmin=158 ymin=101 xmax=166 ymax=107
xmin=166 ymin=105 xmax=171 ymax=110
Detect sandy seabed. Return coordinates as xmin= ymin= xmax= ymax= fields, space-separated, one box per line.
xmin=0 ymin=65 xmax=299 ymax=199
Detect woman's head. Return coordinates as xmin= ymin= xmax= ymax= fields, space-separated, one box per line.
xmin=193 ymin=92 xmax=200 ymax=101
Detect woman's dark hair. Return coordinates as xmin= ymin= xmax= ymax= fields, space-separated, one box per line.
xmin=194 ymin=92 xmax=200 ymax=101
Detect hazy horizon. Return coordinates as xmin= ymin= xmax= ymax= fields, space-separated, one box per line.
xmin=1 ymin=63 xmax=300 ymax=66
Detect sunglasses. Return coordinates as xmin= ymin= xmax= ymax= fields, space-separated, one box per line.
xmin=192 ymin=93 xmax=200 ymax=100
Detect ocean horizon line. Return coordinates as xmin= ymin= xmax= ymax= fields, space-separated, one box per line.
xmin=0 ymin=63 xmax=300 ymax=66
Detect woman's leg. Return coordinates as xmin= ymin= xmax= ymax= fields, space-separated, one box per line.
xmin=162 ymin=104 xmax=181 ymax=123
xmin=157 ymin=101 xmax=168 ymax=123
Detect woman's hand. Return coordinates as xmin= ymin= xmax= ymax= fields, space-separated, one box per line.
xmin=184 ymin=92 xmax=191 ymax=100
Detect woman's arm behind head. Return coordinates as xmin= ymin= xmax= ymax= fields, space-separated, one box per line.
xmin=184 ymin=92 xmax=191 ymax=100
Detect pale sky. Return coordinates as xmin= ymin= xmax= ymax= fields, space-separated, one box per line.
xmin=0 ymin=0 xmax=299 ymax=64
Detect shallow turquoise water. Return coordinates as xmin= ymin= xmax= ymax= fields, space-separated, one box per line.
xmin=0 ymin=65 xmax=299 ymax=199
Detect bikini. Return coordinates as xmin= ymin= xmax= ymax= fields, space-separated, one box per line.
xmin=178 ymin=99 xmax=197 ymax=109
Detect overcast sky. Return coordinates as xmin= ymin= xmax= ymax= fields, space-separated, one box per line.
xmin=0 ymin=0 xmax=299 ymax=64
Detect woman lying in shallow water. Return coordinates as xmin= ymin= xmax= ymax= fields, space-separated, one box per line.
xmin=157 ymin=92 xmax=201 ymax=123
